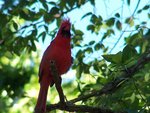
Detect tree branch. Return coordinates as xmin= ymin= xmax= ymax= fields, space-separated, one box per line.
xmin=46 ymin=49 xmax=150 ymax=113
xmin=70 ymin=49 xmax=150 ymax=103
xmin=46 ymin=104 xmax=118 ymax=113
xmin=48 ymin=60 xmax=116 ymax=113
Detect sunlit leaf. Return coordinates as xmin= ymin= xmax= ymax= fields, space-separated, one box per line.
xmin=144 ymin=73 xmax=149 ymax=82
xmin=122 ymin=45 xmax=137 ymax=63
xmin=102 ymin=51 xmax=122 ymax=64
xmin=126 ymin=32 xmax=142 ymax=46
xmin=75 ymin=30 xmax=84 ymax=36
xmin=130 ymin=93 xmax=135 ymax=103
xmin=125 ymin=17 xmax=134 ymax=27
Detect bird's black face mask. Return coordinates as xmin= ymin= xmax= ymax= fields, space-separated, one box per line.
xmin=61 ymin=27 xmax=71 ymax=38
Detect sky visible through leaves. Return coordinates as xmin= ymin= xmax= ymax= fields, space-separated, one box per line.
xmin=38 ymin=0 xmax=150 ymax=82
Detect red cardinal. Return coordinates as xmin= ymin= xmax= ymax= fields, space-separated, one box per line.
xmin=35 ymin=19 xmax=72 ymax=113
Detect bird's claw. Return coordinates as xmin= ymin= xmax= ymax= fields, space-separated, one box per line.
xmin=58 ymin=101 xmax=67 ymax=109
xmin=64 ymin=96 xmax=74 ymax=106
xmin=58 ymin=95 xmax=74 ymax=109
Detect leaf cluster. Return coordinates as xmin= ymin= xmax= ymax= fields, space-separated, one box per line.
xmin=0 ymin=0 xmax=150 ymax=113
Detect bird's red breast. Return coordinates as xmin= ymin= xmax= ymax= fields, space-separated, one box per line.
xmin=39 ymin=19 xmax=72 ymax=86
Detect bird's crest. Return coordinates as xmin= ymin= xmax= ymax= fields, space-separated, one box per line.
xmin=61 ymin=18 xmax=71 ymax=27
xmin=57 ymin=18 xmax=71 ymax=38
xmin=62 ymin=18 xmax=70 ymax=23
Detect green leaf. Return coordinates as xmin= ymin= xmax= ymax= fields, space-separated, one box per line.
xmin=122 ymin=45 xmax=137 ymax=63
xmin=102 ymin=51 xmax=122 ymax=64
xmin=143 ymin=5 xmax=149 ymax=10
xmin=39 ymin=32 xmax=46 ymax=43
xmin=22 ymin=8 xmax=29 ymax=15
xmin=141 ymin=21 xmax=147 ymax=25
xmin=87 ymin=24 xmax=95 ymax=32
xmin=76 ymin=50 xmax=85 ymax=62
xmin=56 ymin=18 xmax=61 ymax=26
xmin=84 ymin=47 xmax=93 ymax=54
xmin=144 ymin=73 xmax=149 ymax=82
xmin=125 ymin=17 xmax=134 ymax=27
xmin=137 ymin=9 xmax=142 ymax=14
xmin=127 ymin=0 xmax=130 ymax=6
xmin=98 ymin=15 xmax=103 ymax=21
xmin=0 ymin=13 xmax=8 ymax=27
xmin=88 ymin=41 xmax=95 ymax=45
xmin=94 ymin=43 xmax=101 ymax=51
xmin=49 ymin=7 xmax=59 ymax=15
xmin=106 ymin=17 xmax=115 ymax=27
xmin=126 ymin=32 xmax=142 ymax=46
xmin=107 ymin=29 xmax=115 ymax=35
xmin=31 ymin=40 xmax=36 ymax=51
xmin=75 ymin=35 xmax=83 ymax=41
xmin=90 ymin=0 xmax=95 ymax=6
xmin=75 ymin=30 xmax=84 ymax=36
xmin=76 ymin=65 xmax=82 ymax=79
xmin=116 ymin=20 xmax=122 ymax=30
xmin=13 ymin=21 xmax=18 ymax=31
xmin=44 ymin=25 xmax=48 ymax=33
xmin=115 ymin=13 xmax=120 ymax=18
xmin=82 ymin=63 xmax=90 ymax=73
xmin=48 ymin=1 xmax=56 ymax=6
xmin=148 ymin=13 xmax=150 ymax=18
xmin=41 ymin=1 xmax=48 ymax=11
xmin=81 ymin=12 xmax=92 ymax=20
xmin=20 ymin=9 xmax=30 ymax=20
xmin=130 ymin=93 xmax=135 ymax=103
xmin=91 ymin=14 xmax=98 ymax=23
xmin=66 ymin=0 xmax=75 ymax=8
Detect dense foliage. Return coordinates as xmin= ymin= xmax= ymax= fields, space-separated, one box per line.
xmin=0 ymin=0 xmax=150 ymax=113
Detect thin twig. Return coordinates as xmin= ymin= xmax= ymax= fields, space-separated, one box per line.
xmin=109 ymin=0 xmax=141 ymax=53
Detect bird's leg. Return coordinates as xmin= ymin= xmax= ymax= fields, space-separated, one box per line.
xmin=55 ymin=77 xmax=66 ymax=105
xmin=49 ymin=60 xmax=66 ymax=108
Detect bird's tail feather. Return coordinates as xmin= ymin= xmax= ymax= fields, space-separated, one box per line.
xmin=35 ymin=84 xmax=49 ymax=113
